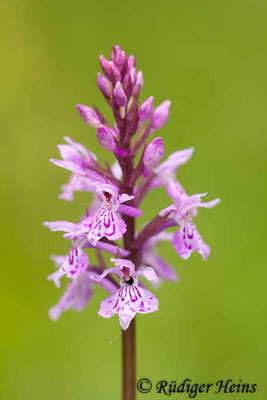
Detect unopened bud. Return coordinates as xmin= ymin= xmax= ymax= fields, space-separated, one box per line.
xmin=152 ymin=100 xmax=171 ymax=129
xmin=113 ymin=82 xmax=127 ymax=107
xmin=97 ymin=73 xmax=112 ymax=97
xmin=143 ymin=137 xmax=164 ymax=176
xmin=111 ymin=45 xmax=127 ymax=69
xmin=110 ymin=61 xmax=121 ymax=83
xmin=76 ymin=104 xmax=101 ymax=128
xmin=99 ymin=55 xmax=111 ymax=79
xmin=127 ymin=55 xmax=136 ymax=72
xmin=97 ymin=126 xmax=127 ymax=157
xmin=139 ymin=96 xmax=154 ymax=121
xmin=133 ymin=71 xmax=144 ymax=95
xmin=129 ymin=68 xmax=137 ymax=86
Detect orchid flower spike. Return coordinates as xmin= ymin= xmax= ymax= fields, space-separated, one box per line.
xmin=45 ymin=45 xmax=220 ymax=332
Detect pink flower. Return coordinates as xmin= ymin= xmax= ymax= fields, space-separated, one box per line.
xmin=59 ymin=174 xmax=96 ymax=202
xmin=43 ymin=218 xmax=130 ymax=259
xmin=140 ymin=232 xmax=178 ymax=283
xmin=86 ymin=183 xmax=142 ymax=246
xmin=47 ymin=240 xmax=89 ymax=288
xmin=159 ymin=192 xmax=220 ymax=260
xmin=50 ymin=136 xmax=97 ymax=175
xmin=49 ymin=269 xmax=118 ymax=321
xmin=50 ymin=136 xmax=99 ymax=201
xmin=153 ymin=147 xmax=195 ymax=189
xmin=90 ymin=258 xmax=159 ymax=330
xmin=45 ymin=45 xmax=221 ymax=330
xmin=63 ymin=183 xmax=142 ymax=246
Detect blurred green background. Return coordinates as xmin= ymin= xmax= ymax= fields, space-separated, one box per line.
xmin=1 ymin=0 xmax=267 ymax=399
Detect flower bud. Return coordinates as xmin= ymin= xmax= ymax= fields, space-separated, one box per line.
xmin=129 ymin=67 xmax=137 ymax=86
xmin=123 ymin=72 xmax=130 ymax=90
xmin=143 ymin=137 xmax=164 ymax=176
xmin=76 ymin=104 xmax=101 ymax=128
xmin=97 ymin=126 xmax=127 ymax=157
xmin=111 ymin=45 xmax=126 ymax=68
xmin=123 ymin=73 xmax=135 ymax=99
xmin=99 ymin=55 xmax=111 ymax=78
xmin=133 ymin=71 xmax=144 ymax=95
xmin=151 ymin=100 xmax=171 ymax=129
xmin=113 ymin=82 xmax=127 ymax=107
xmin=110 ymin=61 xmax=121 ymax=83
xmin=97 ymin=73 xmax=113 ymax=97
xmin=139 ymin=96 xmax=154 ymax=121
xmin=127 ymin=55 xmax=136 ymax=72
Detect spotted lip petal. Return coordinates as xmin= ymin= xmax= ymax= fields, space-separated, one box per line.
xmin=47 ymin=247 xmax=89 ymax=287
xmin=98 ymin=284 xmax=159 ymax=330
xmin=85 ymin=183 xmax=136 ymax=246
xmin=87 ymin=208 xmax=126 ymax=246
xmin=172 ymin=221 xmax=210 ymax=260
xmin=92 ymin=257 xmax=159 ymax=330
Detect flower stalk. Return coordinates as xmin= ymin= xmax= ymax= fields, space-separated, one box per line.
xmin=122 ymin=319 xmax=136 ymax=400
xmin=120 ymin=153 xmax=137 ymax=400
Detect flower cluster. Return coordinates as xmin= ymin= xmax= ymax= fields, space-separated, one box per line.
xmin=45 ymin=45 xmax=220 ymax=330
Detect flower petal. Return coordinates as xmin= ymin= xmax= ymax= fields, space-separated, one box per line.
xmin=87 ymin=209 xmax=126 ymax=246
xmin=43 ymin=220 xmax=77 ymax=233
xmin=49 ymin=274 xmax=94 ymax=321
xmin=98 ymin=285 xmax=159 ymax=330
xmin=50 ymin=159 xmax=85 ymax=174
xmin=137 ymin=267 xmax=158 ymax=282
xmin=172 ymin=222 xmax=210 ymax=260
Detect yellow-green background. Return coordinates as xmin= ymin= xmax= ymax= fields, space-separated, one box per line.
xmin=1 ymin=0 xmax=267 ymax=399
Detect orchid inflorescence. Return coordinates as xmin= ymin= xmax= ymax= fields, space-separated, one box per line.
xmin=44 ymin=45 xmax=220 ymax=331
